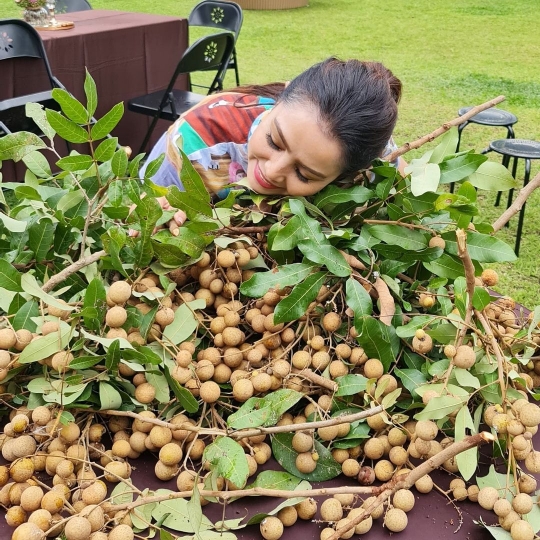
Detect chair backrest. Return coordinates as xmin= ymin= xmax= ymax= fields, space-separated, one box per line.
xmin=188 ymin=1 xmax=243 ymax=43
xmin=166 ymin=31 xmax=235 ymax=95
xmin=0 ymin=19 xmax=57 ymax=87
xmin=55 ymin=0 xmax=93 ymax=13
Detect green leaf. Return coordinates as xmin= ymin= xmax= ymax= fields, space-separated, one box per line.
xmin=454 ymin=405 xmax=477 ymax=481
xmin=83 ymin=278 xmax=106 ymax=332
xmin=99 ymin=382 xmax=123 ymax=410
xmin=298 ymin=240 xmax=350 ymax=277
xmin=12 ymin=300 xmax=39 ymax=332
xmin=0 ymin=131 xmax=47 ymax=161
xmin=268 ymin=216 xmax=303 ymax=251
xmin=94 ymin=137 xmax=118 ymax=162
xmin=423 ymin=253 xmax=466 ymax=279
xmin=46 ymin=110 xmax=89 ymax=143
xmin=102 ymin=228 xmax=129 ymax=277
xmin=186 ymin=483 xmax=204 ymax=537
xmin=91 ymin=103 xmax=124 ymax=140
xmin=366 ymin=224 xmax=428 ymax=251
xmin=178 ymin=147 xmax=210 ymax=202
xmin=273 ymin=271 xmax=327 ymax=324
xmin=414 ymin=395 xmax=464 ymax=421
xmin=356 ymin=317 xmax=400 ymax=371
xmin=84 ymin=69 xmax=98 ymax=118
xmin=143 ymin=154 xmax=165 ymax=179
xmin=454 ymin=368 xmax=480 ymax=389
xmin=407 ymin=158 xmax=441 ymax=196
xmin=442 ymin=231 xmax=516 ymax=263
xmin=439 ymin=153 xmax=487 ymax=184
xmin=22 ymin=150 xmax=52 ymax=178
xmin=482 ymin=525 xmax=512 ymax=540
xmin=57 ymin=190 xmax=85 ymax=214
xmin=428 ymin=323 xmax=457 ymax=344
xmin=28 ymin=218 xmax=55 ymax=262
xmin=335 ymin=374 xmax=368 ymax=396
xmin=314 ymin=185 xmax=374 ymax=207
xmin=19 ymin=322 xmax=73 ymax=364
xmin=203 ymin=437 xmax=249 ymax=489
xmin=473 ymin=287 xmax=492 ymax=310
xmin=395 ymin=316 xmax=434 ymax=338
xmin=0 ymin=212 xmax=27 ymax=233
xmin=0 ymin=260 xmax=23 ymax=292
xmin=166 ymin=186 xmax=212 ymax=220
xmin=26 ymin=102 xmax=56 ymax=140
xmin=21 ymin=274 xmax=76 ymax=312
xmin=163 ymin=364 xmax=199 ymax=414
xmin=151 ymin=489 xmax=213 ymax=533
xmin=345 ymin=277 xmax=373 ymax=331
xmin=240 ymin=263 xmax=316 ymax=298
xmin=162 ymin=299 xmax=205 ymax=346
xmin=246 ymin=471 xmax=304 ymax=491
xmin=227 ymin=389 xmax=304 ymax=429
xmin=111 ymin=148 xmax=128 ymax=177
xmin=56 ymin=154 xmax=94 ymax=172
xmin=468 ymin=161 xmax=519 ymax=191
xmin=134 ymin=196 xmax=162 ymax=268
xmin=52 ymin=88 xmax=89 ymax=124
xmin=477 ymin=465 xmax=515 ymax=500
xmin=110 ymin=482 xmax=134 ymax=505
xmin=429 ymin=128 xmax=459 ymax=164
xmin=105 ymin=339 xmax=121 ymax=376
xmin=394 ymin=368 xmax=428 ymax=397
xmin=272 ymin=433 xmax=341 ymax=481
xmin=145 ymin=370 xmax=170 ymax=404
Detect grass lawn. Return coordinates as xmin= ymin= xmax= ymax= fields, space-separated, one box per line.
xmin=4 ymin=0 xmax=540 ymax=305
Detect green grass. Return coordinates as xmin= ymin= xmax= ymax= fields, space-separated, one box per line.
xmin=4 ymin=0 xmax=540 ymax=305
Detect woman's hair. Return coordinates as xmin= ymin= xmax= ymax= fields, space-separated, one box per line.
xmin=229 ymin=58 xmax=402 ymax=178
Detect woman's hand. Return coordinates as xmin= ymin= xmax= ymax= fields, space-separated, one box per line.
xmin=128 ymin=196 xmax=187 ymax=237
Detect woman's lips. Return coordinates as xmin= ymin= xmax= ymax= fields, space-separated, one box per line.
xmin=254 ymin=163 xmax=277 ymax=190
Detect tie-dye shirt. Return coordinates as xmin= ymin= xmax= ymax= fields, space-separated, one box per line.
xmin=141 ymin=92 xmax=399 ymax=197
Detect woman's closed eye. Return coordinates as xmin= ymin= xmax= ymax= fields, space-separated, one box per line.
xmin=266 ymin=132 xmax=310 ymax=183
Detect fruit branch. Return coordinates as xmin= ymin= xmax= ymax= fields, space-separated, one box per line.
xmin=386 ymin=95 xmax=505 ymax=162
xmin=42 ymin=249 xmax=106 ymax=293
xmin=492 ymin=171 xmax=540 ymax=232
xmin=328 ymin=431 xmax=495 ymax=540
xmin=456 ymin=229 xmax=476 ymax=346
xmin=291 ymin=367 xmax=338 ymax=392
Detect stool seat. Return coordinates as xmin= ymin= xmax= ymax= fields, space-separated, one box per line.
xmin=489 ymin=139 xmax=540 ymax=160
xmin=458 ymin=107 xmax=518 ymax=127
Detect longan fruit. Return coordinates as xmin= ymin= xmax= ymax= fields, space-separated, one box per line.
xmin=296 ymin=497 xmax=318 ymax=520
xmin=41 ymin=490 xmax=64 ymax=513
xmin=412 ymin=333 xmax=433 ymax=354
xmin=65 ymin=516 xmax=92 ymax=540
xmin=519 ymin=403 xmax=540 ymax=427
xmin=260 ymin=516 xmax=284 ymax=540
xmin=233 ymin=378 xmax=254 ymax=402
xmin=414 ymin=474 xmax=433 ymax=494
xmin=41 ymin=321 xmax=60 ymax=336
xmin=363 ymin=438 xmax=384 ymax=460
xmin=318 ymin=424 xmax=340 ymax=441
xmin=195 ymin=359 xmax=215 ymax=381
xmin=217 ymin=249 xmax=236 ymax=268
xmin=14 ymin=329 xmax=33 ymax=351
xmin=252 ymin=372 xmax=272 ymax=393
xmin=363 ymin=358 xmax=384 ymax=379
xmin=0 ymin=328 xmax=17 ymax=349
xmin=393 ymin=489 xmax=415 ymax=512
xmin=510 ymin=520 xmax=534 ymax=540
xmin=104 ymin=461 xmax=131 ymax=482
xmin=428 ymin=236 xmax=446 ymax=249
xmin=11 ymin=413 xmax=29 ymax=433
xmin=311 ymin=351 xmax=331 ymax=371
xmin=478 ymin=486 xmax=499 ymax=510
xmin=253 ymin=442 xmax=272 ymax=465
xmin=108 ymin=524 xmax=135 ymax=540
xmin=374 ymin=459 xmax=394 ymax=482
xmin=296 ymin=452 xmax=317 ymax=474
xmin=494 ymin=498 xmax=513 ymax=518
xmin=20 ymin=485 xmax=44 ymax=512
xmin=321 ymin=497 xmax=343 ymax=521
xmin=453 ymin=345 xmax=476 ymax=369
xmin=415 ymin=420 xmax=438 ymax=441
xmin=135 ymin=382 xmax=156 ymax=404
xmin=200 ymin=380 xmax=221 ymax=403
xmin=501 ymin=511 xmax=521 ymax=532
xmin=277 ymin=505 xmax=297 ymax=527
xmin=108 ymin=281 xmax=132 ymax=304
xmin=176 ymin=469 xmax=197 ymax=491
xmin=105 ymin=306 xmax=128 ymax=328
xmin=292 ymin=432 xmax=313 ymax=453
xmin=11 ymin=522 xmax=45 ymax=540
xmin=481 ymin=269 xmax=499 ymax=287
xmin=322 ymin=312 xmax=341 ymax=333
xmin=342 ymin=458 xmax=360 ymax=478
xmin=155 ymin=460 xmax=178 ymax=481
xmin=384 ymin=507 xmax=408 ymax=532
xmin=10 ymin=457 xmax=35 ymax=482
xmin=362 ymin=496 xmax=384 ymax=519
xmin=512 ymin=493 xmax=533 ymax=514
xmin=155 ymin=307 xmax=175 ymax=328
xmin=149 ymin=426 xmax=173 ymax=448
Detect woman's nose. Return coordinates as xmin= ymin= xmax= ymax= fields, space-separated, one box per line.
xmin=265 ymin=155 xmax=289 ymax=185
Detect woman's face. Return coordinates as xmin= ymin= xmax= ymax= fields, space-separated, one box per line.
xmin=245 ymin=102 xmax=343 ymax=197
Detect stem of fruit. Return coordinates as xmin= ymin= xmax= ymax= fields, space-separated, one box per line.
xmin=291 ymin=368 xmax=338 ymax=392
xmin=327 ymin=431 xmax=495 ymax=540
xmin=42 ymin=249 xmax=106 ymax=293
xmin=456 ymin=229 xmax=476 ymax=347
xmin=475 ymin=309 xmax=507 ymax=404
xmin=492 ymin=171 xmax=540 ymax=232
xmin=386 ymin=95 xmax=505 ymax=162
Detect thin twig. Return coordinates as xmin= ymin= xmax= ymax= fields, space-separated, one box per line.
xmin=386 ymin=96 xmax=506 ymax=162
xmin=291 ymin=368 xmax=338 ymax=392
xmin=456 ymin=229 xmax=476 ymax=346
xmin=492 ymin=171 xmax=540 ymax=232
xmin=42 ymin=250 xmax=106 ymax=293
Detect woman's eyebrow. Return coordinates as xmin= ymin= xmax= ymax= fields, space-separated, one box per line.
xmin=274 ymin=119 xmax=326 ymax=179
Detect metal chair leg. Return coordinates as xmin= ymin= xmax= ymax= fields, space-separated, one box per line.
xmin=232 ymin=48 xmax=240 ymax=86
xmin=495 ymin=154 xmax=512 ymax=207
xmin=514 ymin=159 xmax=531 ymax=257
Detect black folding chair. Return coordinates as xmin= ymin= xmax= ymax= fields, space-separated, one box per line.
xmin=55 ymin=0 xmax=93 ymax=13
xmin=127 ymin=31 xmax=235 ymax=154
xmin=0 ymin=19 xmax=65 ymax=137
xmin=188 ymin=0 xmax=243 ymax=88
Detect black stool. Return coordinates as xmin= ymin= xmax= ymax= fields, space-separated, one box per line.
xmin=451 ymin=107 xmax=518 ymax=193
xmin=487 ymin=139 xmax=540 ymax=256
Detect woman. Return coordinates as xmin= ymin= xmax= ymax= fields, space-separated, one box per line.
xmin=141 ymin=57 xmax=404 ymax=227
